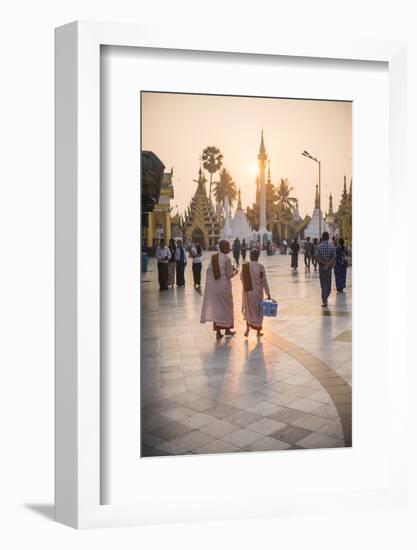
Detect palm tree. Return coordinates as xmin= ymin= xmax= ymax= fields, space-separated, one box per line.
xmin=276 ymin=178 xmax=297 ymax=212
xmin=212 ymin=168 xmax=237 ymax=210
xmin=202 ymin=146 xmax=223 ymax=202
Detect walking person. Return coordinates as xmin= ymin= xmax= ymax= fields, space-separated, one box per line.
xmin=312 ymin=237 xmax=319 ymax=271
xmin=315 ymin=231 xmax=336 ymax=307
xmin=175 ymin=240 xmax=187 ymax=287
xmin=189 ymin=239 xmax=202 ymax=289
xmin=290 ymin=238 xmax=300 ymax=270
xmin=167 ymin=238 xmax=176 ymax=288
xmin=282 ymin=239 xmax=288 ymax=255
xmin=304 ymin=236 xmax=314 ymax=271
xmin=241 ymin=238 xmax=248 ymax=261
xmin=241 ymin=248 xmax=271 ymax=338
xmin=200 ymin=240 xmax=238 ymax=339
xmin=232 ymin=238 xmax=241 ymax=266
xmin=156 ymin=238 xmax=171 ymax=291
xmin=334 ymin=237 xmax=348 ymax=293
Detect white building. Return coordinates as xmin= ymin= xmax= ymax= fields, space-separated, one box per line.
xmin=230 ymin=189 xmax=252 ymax=243
xmin=304 ymin=184 xmax=330 ymax=240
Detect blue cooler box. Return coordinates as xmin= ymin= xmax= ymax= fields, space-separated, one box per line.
xmin=261 ymin=299 xmax=278 ymax=317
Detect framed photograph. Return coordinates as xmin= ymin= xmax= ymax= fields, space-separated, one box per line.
xmin=55 ymin=21 xmax=408 ymax=528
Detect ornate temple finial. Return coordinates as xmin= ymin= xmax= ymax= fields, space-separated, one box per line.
xmin=349 ymin=178 xmax=352 ymax=197
xmin=255 ymin=174 xmax=260 ymax=196
xmin=193 ymin=165 xmax=207 ymax=195
xmin=237 ymin=188 xmax=242 ymax=210
xmin=267 ymin=159 xmax=271 ymax=184
xmin=315 ymin=184 xmax=320 ymax=209
xmin=259 ymin=129 xmax=266 ymax=157
xmin=328 ymin=192 xmax=333 ymax=214
xmin=343 ymin=175 xmax=347 ymax=198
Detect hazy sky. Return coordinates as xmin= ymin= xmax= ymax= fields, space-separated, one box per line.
xmin=141 ymin=92 xmax=352 ymax=219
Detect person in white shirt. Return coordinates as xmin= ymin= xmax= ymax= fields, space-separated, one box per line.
xmin=189 ymin=239 xmax=202 ymax=289
xmin=156 ymin=239 xmax=171 ymax=291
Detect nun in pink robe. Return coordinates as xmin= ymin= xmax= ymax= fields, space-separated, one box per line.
xmin=241 ymin=248 xmax=271 ymax=337
xmin=200 ymin=240 xmax=238 ymax=339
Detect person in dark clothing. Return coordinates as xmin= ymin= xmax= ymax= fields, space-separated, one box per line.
xmin=315 ymin=231 xmax=336 ymax=307
xmin=156 ymin=238 xmax=171 ymax=291
xmin=290 ymin=238 xmax=300 ymax=270
xmin=241 ymin=238 xmax=248 ymax=261
xmin=175 ymin=240 xmax=187 ymax=287
xmin=167 ymin=238 xmax=177 ymax=288
xmin=232 ymin=238 xmax=241 ymax=266
xmin=334 ymin=237 xmax=348 ymax=292
xmin=304 ymin=236 xmax=314 ymax=271
xmin=312 ymin=238 xmax=319 ymax=271
xmin=189 ymin=239 xmax=203 ymax=288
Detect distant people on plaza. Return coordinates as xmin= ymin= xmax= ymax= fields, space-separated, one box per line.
xmin=282 ymin=239 xmax=288 ymax=255
xmin=241 ymin=248 xmax=271 ymax=338
xmin=200 ymin=240 xmax=238 ymax=339
xmin=174 ymin=239 xmax=187 ymax=287
xmin=232 ymin=238 xmax=241 ymax=266
xmin=156 ymin=238 xmax=171 ymax=291
xmin=167 ymin=238 xmax=176 ymax=288
xmin=312 ymin=238 xmax=319 ymax=271
xmin=315 ymin=231 xmax=336 ymax=307
xmin=272 ymin=241 xmax=277 ymax=255
xmin=266 ymin=240 xmax=273 ymax=256
xmin=290 ymin=238 xmax=300 ymax=270
xmin=334 ymin=237 xmax=348 ymax=293
xmin=241 ymin=238 xmax=248 ymax=261
xmin=304 ymin=236 xmax=314 ymax=272
xmin=189 ymin=239 xmax=203 ymax=289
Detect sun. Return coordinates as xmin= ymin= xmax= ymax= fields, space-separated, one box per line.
xmin=250 ymin=163 xmax=258 ymax=177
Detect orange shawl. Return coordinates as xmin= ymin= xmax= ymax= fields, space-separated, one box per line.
xmin=242 ymin=261 xmax=253 ymax=291
xmin=211 ymin=253 xmax=221 ymax=280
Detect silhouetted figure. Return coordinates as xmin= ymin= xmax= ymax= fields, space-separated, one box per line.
xmin=315 ymin=231 xmax=336 ymax=307
xmin=290 ymin=238 xmax=300 ymax=270
xmin=334 ymin=238 xmax=348 ymax=292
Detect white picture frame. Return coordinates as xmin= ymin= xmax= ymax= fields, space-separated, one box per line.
xmin=55 ymin=21 xmax=408 ymax=529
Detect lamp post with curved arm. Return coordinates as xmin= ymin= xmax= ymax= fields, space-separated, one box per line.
xmin=302 ymin=150 xmax=321 ymax=237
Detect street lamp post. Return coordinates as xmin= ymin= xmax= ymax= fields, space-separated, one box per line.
xmin=301 ymin=150 xmax=321 ymax=238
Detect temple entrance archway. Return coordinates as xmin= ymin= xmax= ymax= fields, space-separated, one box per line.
xmin=191 ymin=227 xmax=206 ymax=250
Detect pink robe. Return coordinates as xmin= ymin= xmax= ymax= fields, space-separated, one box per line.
xmin=200 ymin=252 xmax=235 ymax=329
xmin=241 ymin=261 xmax=271 ymax=330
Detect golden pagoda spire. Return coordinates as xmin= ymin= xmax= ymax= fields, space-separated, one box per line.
xmin=193 ymin=166 xmax=207 ymax=195
xmin=328 ymin=192 xmax=334 ymax=215
xmin=237 ymin=188 xmax=242 ymax=210
xmin=267 ymin=159 xmax=271 ymax=185
xmin=342 ymin=175 xmax=347 ymax=199
xmin=259 ymin=129 xmax=266 ymax=156
xmin=315 ymin=183 xmax=320 ymax=209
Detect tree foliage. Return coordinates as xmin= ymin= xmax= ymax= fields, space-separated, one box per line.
xmin=213 ymin=168 xmax=237 ymax=207
xmin=202 ymin=146 xmax=223 ymax=201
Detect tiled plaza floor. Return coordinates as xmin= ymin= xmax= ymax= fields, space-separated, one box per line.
xmin=141 ymin=251 xmax=352 ymax=457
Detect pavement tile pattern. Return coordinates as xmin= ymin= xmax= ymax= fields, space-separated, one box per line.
xmin=141 ymin=252 xmax=352 ymax=457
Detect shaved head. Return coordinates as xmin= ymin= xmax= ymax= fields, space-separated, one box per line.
xmin=219 ymin=240 xmax=231 ymax=254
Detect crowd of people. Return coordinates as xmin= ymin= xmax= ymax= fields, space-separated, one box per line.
xmin=153 ymin=231 xmax=350 ymax=336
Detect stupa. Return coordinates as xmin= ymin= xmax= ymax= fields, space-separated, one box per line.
xmin=304 ymin=184 xmax=330 ymax=240
xmin=254 ymin=131 xmax=272 ymax=243
xmin=230 ymin=189 xmax=252 ymax=242
xmin=183 ymin=167 xmax=221 ymax=249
